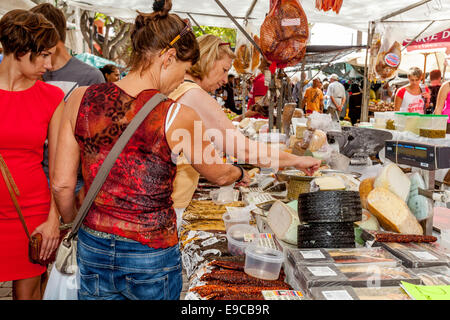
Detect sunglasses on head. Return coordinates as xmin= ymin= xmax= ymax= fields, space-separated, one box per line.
xmin=159 ymin=18 xmax=192 ymax=56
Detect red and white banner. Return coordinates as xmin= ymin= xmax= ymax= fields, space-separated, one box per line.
xmin=403 ymin=28 xmax=450 ymax=53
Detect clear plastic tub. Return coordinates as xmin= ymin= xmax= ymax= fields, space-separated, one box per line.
xmin=226 ymin=224 xmax=259 ymax=256
xmin=222 ymin=211 xmax=251 ymax=232
xmin=244 ymin=245 xmax=284 ymax=280
xmin=374 ymin=112 xmax=387 ymax=129
xmin=404 ymin=113 xmax=421 ymax=135
xmin=418 ymin=114 xmax=449 ymax=138
xmin=394 ymin=112 xmax=408 ymax=131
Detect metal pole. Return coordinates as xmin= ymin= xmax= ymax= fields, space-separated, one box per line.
xmin=187 ymin=13 xmax=206 ymax=34
xmin=378 ymin=0 xmax=433 ymax=22
xmin=245 ymin=0 xmax=259 ymax=20
xmin=402 ymin=21 xmax=435 ymax=52
xmin=213 ymin=0 xmax=264 ymax=57
xmin=362 ymin=21 xmax=374 ymax=123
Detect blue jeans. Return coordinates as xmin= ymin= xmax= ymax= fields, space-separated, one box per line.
xmin=77 ymin=227 xmax=182 ymax=300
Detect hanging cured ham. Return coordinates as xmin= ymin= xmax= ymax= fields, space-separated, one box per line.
xmin=375 ymin=41 xmax=402 ymax=80
xmin=260 ymin=0 xmax=309 ymax=69
xmin=316 ymin=0 xmax=344 ymax=14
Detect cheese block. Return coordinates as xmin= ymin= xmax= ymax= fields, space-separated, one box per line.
xmin=355 ymin=209 xmax=380 ymax=231
xmin=267 ymin=200 xmax=299 ymax=245
xmin=359 ymin=177 xmax=375 ymax=210
xmin=311 ymin=176 xmax=346 ymax=191
xmin=367 ymin=187 xmax=423 ymax=235
xmin=248 ymin=168 xmax=260 ymax=178
xmin=407 ymin=173 xmax=431 ymax=221
xmin=374 ymin=164 xmax=411 ymax=202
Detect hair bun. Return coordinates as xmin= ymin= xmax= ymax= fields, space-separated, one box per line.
xmin=153 ymin=0 xmax=172 ymax=17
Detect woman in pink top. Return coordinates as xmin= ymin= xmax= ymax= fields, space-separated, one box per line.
xmin=394 ymin=67 xmax=430 ymax=114
xmin=434 ymin=80 xmax=450 ymax=131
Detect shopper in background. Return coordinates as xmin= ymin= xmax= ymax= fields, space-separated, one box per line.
xmin=377 ymin=81 xmax=393 ymax=103
xmin=100 ymin=64 xmax=121 ymax=82
xmin=31 ymin=3 xmax=105 ymax=207
xmin=301 ymin=78 xmax=324 ymax=114
xmin=223 ymin=74 xmax=239 ymax=114
xmin=167 ymin=34 xmax=321 ymax=228
xmin=52 ymin=0 xmax=246 ymax=301
xmin=428 ymin=69 xmax=442 ymax=114
xmin=434 ymin=79 xmax=450 ymax=131
xmin=247 ymin=57 xmax=269 ymax=108
xmin=394 ymin=67 xmax=430 ymax=113
xmin=340 ymin=82 xmax=350 ymax=120
xmin=348 ymin=83 xmax=363 ymax=125
xmin=326 ymin=73 xmax=346 ymax=122
xmin=0 ymin=9 xmax=64 ymax=299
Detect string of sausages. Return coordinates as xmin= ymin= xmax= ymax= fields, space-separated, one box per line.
xmin=316 ymin=0 xmax=344 ymax=14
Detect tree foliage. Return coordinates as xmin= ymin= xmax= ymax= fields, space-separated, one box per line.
xmin=193 ymin=26 xmax=237 ymax=48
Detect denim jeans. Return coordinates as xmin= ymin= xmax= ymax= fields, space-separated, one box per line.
xmin=77 ymin=227 xmax=182 ymax=300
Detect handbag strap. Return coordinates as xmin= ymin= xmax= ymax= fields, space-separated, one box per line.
xmin=66 ymin=93 xmax=168 ymax=242
xmin=0 ymin=154 xmax=32 ymax=241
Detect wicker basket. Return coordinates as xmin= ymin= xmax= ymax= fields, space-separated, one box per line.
xmin=277 ymin=170 xmax=314 ymax=201
xmin=287 ymin=179 xmax=312 ymax=200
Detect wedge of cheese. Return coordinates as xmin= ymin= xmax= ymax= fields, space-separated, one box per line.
xmin=367 ymin=187 xmax=423 ymax=235
xmin=267 ymin=200 xmax=299 ymax=245
xmin=359 ymin=177 xmax=375 ymax=210
xmin=312 ymin=176 xmax=346 ymax=191
xmin=374 ymin=163 xmax=411 ymax=202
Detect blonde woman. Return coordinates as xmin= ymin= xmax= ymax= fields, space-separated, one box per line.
xmin=169 ymin=34 xmax=321 ymax=225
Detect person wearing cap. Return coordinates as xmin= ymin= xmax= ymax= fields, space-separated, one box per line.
xmin=326 ymin=73 xmax=346 ymax=122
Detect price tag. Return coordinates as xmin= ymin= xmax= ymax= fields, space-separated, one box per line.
xmin=262 ymin=290 xmax=305 ymax=300
xmin=307 ymin=266 xmax=337 ymax=277
xmin=322 ymin=290 xmax=354 ymax=300
xmin=201 ymin=237 xmax=219 ymax=247
xmin=281 ymin=18 xmax=301 ymax=27
xmin=300 ymin=250 xmax=325 ymax=260
xmin=409 ymin=250 xmax=438 ymax=261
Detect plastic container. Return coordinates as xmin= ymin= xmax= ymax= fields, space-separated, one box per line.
xmin=394 ymin=112 xmax=408 ymax=131
xmin=222 ymin=211 xmax=251 ymax=232
xmin=210 ymin=186 xmax=238 ymax=205
xmin=244 ymin=245 xmax=284 ymax=280
xmin=418 ymin=114 xmax=449 ymax=138
xmin=374 ymin=112 xmax=387 ymax=129
xmin=404 ymin=113 xmax=421 ymax=135
xmin=226 ymin=224 xmax=259 ymax=256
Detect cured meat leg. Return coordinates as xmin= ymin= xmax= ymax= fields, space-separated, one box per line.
xmin=260 ymin=0 xmax=309 ymax=68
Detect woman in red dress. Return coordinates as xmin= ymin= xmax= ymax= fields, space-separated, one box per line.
xmin=0 ymin=10 xmax=64 ymax=299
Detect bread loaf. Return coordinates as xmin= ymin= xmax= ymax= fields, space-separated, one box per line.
xmin=359 ymin=177 xmax=375 ymax=210
xmin=374 ymin=163 xmax=411 ymax=202
xmin=367 ymin=187 xmax=423 ymax=235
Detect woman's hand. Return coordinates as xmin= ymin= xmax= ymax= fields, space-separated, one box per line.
xmin=31 ymin=217 xmax=60 ymax=261
xmin=421 ymin=91 xmax=431 ymax=101
xmin=235 ymin=169 xmax=251 ymax=187
xmin=294 ymin=156 xmax=322 ymax=176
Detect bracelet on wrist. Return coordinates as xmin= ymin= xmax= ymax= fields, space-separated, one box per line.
xmin=232 ymin=164 xmax=245 ymax=182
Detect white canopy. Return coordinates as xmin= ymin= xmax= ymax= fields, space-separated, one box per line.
xmin=65 ymin=0 xmax=450 ymax=40
xmin=0 ymin=0 xmax=35 ymax=15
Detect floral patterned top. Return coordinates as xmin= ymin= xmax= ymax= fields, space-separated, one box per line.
xmin=75 ymin=83 xmax=178 ymax=248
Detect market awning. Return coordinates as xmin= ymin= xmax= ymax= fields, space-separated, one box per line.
xmin=65 ymin=0 xmax=450 ymax=39
xmin=0 ymin=0 xmax=34 ymax=15
xmin=403 ymin=28 xmax=450 ymax=54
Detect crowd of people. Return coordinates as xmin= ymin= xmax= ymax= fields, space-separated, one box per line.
xmin=0 ymin=0 xmax=321 ymax=301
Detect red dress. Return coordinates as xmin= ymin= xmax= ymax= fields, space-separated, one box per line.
xmin=0 ymin=81 xmax=64 ymax=281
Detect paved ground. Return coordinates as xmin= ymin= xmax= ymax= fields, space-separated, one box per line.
xmin=0 ymin=282 xmax=12 ymax=300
